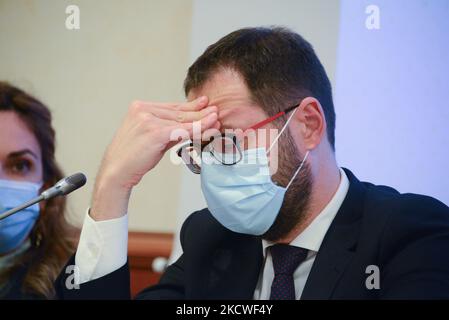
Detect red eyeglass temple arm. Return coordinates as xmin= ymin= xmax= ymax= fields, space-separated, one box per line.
xmin=249 ymin=104 xmax=299 ymax=130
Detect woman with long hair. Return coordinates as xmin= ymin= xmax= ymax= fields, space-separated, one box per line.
xmin=0 ymin=81 xmax=76 ymax=299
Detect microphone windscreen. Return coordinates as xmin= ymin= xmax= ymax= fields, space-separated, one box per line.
xmin=63 ymin=173 xmax=87 ymax=194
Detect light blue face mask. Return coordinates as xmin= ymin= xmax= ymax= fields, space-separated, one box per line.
xmin=200 ymin=109 xmax=309 ymax=235
xmin=0 ymin=179 xmax=41 ymax=254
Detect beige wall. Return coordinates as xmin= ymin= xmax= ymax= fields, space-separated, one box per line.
xmin=0 ymin=0 xmax=193 ymax=231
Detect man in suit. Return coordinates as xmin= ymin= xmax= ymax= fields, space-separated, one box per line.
xmin=56 ymin=27 xmax=449 ymax=299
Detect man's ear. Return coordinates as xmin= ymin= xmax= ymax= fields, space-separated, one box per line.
xmin=294 ymin=97 xmax=326 ymax=150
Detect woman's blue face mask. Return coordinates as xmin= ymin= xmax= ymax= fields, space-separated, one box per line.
xmin=0 ymin=179 xmax=41 ymax=254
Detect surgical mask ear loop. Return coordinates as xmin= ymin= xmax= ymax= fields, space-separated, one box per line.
xmin=265 ymin=107 xmax=305 ymax=186
xmin=267 ymin=107 xmax=299 ymax=154
xmin=286 ymin=150 xmax=309 ymax=190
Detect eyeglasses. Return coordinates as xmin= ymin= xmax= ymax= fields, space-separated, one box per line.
xmin=176 ymin=103 xmax=300 ymax=174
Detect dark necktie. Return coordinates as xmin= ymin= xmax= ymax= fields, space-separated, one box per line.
xmin=269 ymin=244 xmax=308 ymax=300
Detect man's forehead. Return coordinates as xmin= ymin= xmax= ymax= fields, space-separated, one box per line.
xmin=187 ymin=69 xmax=267 ymax=130
xmin=187 ymin=68 xmax=249 ymax=102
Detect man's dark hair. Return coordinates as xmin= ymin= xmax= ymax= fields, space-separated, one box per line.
xmin=184 ymin=26 xmax=336 ymax=149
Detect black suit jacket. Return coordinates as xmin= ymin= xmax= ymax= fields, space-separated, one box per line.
xmin=56 ymin=169 xmax=449 ymax=299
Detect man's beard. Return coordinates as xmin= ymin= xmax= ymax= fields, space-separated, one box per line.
xmin=262 ymin=128 xmax=313 ymax=242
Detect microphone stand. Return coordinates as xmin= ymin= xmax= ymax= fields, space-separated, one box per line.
xmin=0 ymin=172 xmax=86 ymax=221
xmin=0 ymin=195 xmax=44 ymax=220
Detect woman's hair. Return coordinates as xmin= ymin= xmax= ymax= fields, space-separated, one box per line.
xmin=0 ymin=81 xmax=76 ymax=298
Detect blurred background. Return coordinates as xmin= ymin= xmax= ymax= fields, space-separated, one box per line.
xmin=1 ymin=1 xmax=448 ymax=292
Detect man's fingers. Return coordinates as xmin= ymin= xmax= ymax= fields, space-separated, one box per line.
xmin=129 ymin=97 xmax=213 ymax=123
xmin=130 ymin=96 xmax=209 ymax=113
xmin=177 ymin=96 xmax=209 ymax=111
xmin=151 ymin=105 xmax=217 ymax=122
xmin=130 ymin=100 xmax=179 ymax=111
xmin=180 ymin=107 xmax=217 ymax=122
xmin=162 ymin=112 xmax=218 ymax=137
xmin=161 ymin=113 xmax=220 ymax=152
xmin=212 ymin=121 xmax=221 ymax=130
xmin=150 ymin=96 xmax=209 ymax=111
xmin=185 ymin=112 xmax=218 ymax=134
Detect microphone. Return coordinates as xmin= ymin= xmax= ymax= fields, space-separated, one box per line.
xmin=41 ymin=172 xmax=87 ymax=200
xmin=0 ymin=173 xmax=87 ymax=221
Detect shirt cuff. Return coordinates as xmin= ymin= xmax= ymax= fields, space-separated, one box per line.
xmin=75 ymin=209 xmax=128 ymax=284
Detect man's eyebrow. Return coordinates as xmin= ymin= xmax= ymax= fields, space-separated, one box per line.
xmin=8 ymin=149 xmax=38 ymax=159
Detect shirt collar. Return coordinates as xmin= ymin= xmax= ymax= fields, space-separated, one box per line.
xmin=262 ymin=168 xmax=350 ymax=256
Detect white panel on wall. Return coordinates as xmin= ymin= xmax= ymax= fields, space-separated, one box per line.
xmin=335 ymin=0 xmax=449 ymax=205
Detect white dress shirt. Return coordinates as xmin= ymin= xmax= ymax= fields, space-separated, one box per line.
xmin=75 ymin=212 xmax=128 ymax=284
xmin=76 ymin=168 xmax=349 ymax=299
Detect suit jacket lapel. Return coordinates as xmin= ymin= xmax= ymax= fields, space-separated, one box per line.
xmin=301 ymin=168 xmax=365 ymax=299
xmin=205 ymin=236 xmax=263 ymax=299
xmin=185 ymin=211 xmax=263 ymax=299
